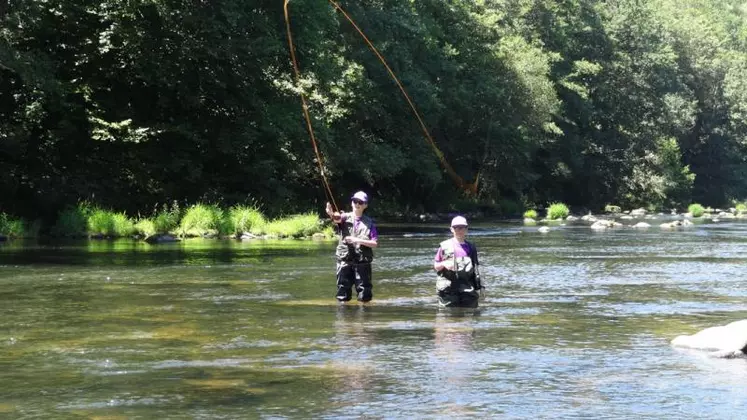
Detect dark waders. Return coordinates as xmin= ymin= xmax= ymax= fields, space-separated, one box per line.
xmin=336 ymin=260 xmax=372 ymax=302
xmin=437 ymin=287 xmax=479 ymax=308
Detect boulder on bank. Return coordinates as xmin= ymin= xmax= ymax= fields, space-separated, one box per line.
xmin=144 ymin=234 xmax=180 ymax=244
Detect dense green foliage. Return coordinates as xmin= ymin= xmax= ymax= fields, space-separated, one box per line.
xmin=47 ymin=203 xmax=330 ymax=238
xmin=688 ymin=203 xmax=705 ymax=217
xmin=547 ymin=202 xmax=570 ymax=220
xmin=2 ymin=0 xmax=746 ymax=224
xmin=523 ymin=209 xmax=538 ymax=220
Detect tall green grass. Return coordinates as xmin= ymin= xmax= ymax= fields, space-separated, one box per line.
xmin=178 ymin=203 xmax=234 ymax=237
xmin=264 ymin=213 xmax=321 ymax=238
xmin=52 ymin=202 xmax=93 ymax=237
xmin=134 ymin=202 xmax=182 ymax=237
xmin=688 ymin=203 xmax=705 ymax=217
xmin=88 ymin=209 xmax=135 ymax=237
xmin=547 ymin=203 xmax=570 ymax=220
xmin=230 ymin=205 xmax=266 ymax=235
xmin=48 ymin=201 xmax=329 ymax=239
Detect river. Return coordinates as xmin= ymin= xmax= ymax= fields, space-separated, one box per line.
xmin=2 ymin=218 xmax=747 ymax=418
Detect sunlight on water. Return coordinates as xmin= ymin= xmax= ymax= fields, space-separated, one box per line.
xmin=2 ymin=221 xmax=747 ymax=417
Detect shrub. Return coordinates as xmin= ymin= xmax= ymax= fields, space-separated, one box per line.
xmin=688 ymin=203 xmax=705 ymax=218
xmin=230 ymin=205 xmax=266 ymax=235
xmin=0 ymin=213 xmax=26 ymax=237
xmin=134 ymin=218 xmax=156 ymax=237
xmin=604 ymin=204 xmax=622 ymax=213
xmin=264 ymin=213 xmax=321 ymax=238
xmin=111 ymin=212 xmax=136 ymax=236
xmin=523 ymin=209 xmax=538 ymax=220
xmin=153 ymin=203 xmax=181 ymax=234
xmin=52 ymin=202 xmax=93 ymax=237
xmin=178 ymin=204 xmax=233 ymax=237
xmin=547 ymin=203 xmax=570 ymax=220
xmin=736 ymin=203 xmax=747 ymax=214
xmin=88 ymin=208 xmax=115 ymax=236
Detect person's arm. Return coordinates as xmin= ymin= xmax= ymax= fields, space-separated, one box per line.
xmin=325 ymin=202 xmax=343 ymax=223
xmin=433 ymin=247 xmax=452 ymax=271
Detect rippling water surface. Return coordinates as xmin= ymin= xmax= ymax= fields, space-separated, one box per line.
xmin=2 ymin=219 xmax=747 ymax=418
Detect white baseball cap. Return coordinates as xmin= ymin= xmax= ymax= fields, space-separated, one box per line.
xmin=451 ymin=216 xmax=468 ymax=227
xmin=351 ymin=191 xmax=368 ymax=203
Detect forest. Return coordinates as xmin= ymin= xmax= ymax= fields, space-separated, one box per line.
xmin=1 ymin=0 xmax=746 ymax=224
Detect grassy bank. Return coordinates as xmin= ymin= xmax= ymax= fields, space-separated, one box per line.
xmin=1 ymin=203 xmax=335 ymax=240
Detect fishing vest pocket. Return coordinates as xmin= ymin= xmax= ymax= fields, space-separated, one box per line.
xmin=436 ymin=277 xmax=451 ymax=292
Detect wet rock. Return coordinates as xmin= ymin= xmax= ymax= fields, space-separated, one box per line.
xmin=632 ymin=222 xmax=651 ymax=229
xmin=590 ymin=220 xmax=623 ymax=230
xmin=672 ymin=319 xmax=747 ymax=358
xmin=144 ymin=234 xmax=180 ymax=244
xmin=660 ymin=219 xmax=694 ymax=229
xmin=538 ymin=226 xmax=550 ymax=233
xmin=581 ymin=214 xmax=597 ymax=222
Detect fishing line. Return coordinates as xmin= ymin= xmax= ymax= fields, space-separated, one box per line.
xmin=283 ymin=0 xmax=479 ymax=200
xmin=284 ymin=0 xmax=339 ymax=212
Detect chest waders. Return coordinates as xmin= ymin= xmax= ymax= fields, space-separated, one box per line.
xmin=335 ymin=213 xmax=375 ymax=302
xmin=436 ymin=239 xmax=480 ymax=308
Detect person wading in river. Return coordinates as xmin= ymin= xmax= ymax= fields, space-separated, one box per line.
xmin=325 ymin=191 xmax=378 ymax=302
xmin=433 ymin=216 xmax=482 ymax=308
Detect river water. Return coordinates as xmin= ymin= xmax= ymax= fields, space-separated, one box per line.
xmin=1 ymin=218 xmax=747 ymax=419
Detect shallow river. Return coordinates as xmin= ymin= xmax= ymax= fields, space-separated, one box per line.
xmin=2 ymin=218 xmax=747 ymax=419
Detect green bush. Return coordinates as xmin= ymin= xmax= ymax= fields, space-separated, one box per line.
xmin=134 ymin=218 xmax=156 ymax=237
xmin=604 ymin=204 xmax=622 ymax=213
xmin=523 ymin=209 xmax=538 ymax=219
xmin=178 ymin=204 xmax=233 ymax=237
xmin=736 ymin=203 xmax=747 ymax=214
xmin=264 ymin=213 xmax=322 ymax=238
xmin=111 ymin=212 xmax=136 ymax=236
xmin=230 ymin=205 xmax=266 ymax=235
xmin=88 ymin=208 xmax=114 ymax=236
xmin=0 ymin=213 xmax=26 ymax=237
xmin=87 ymin=209 xmax=135 ymax=237
xmin=153 ymin=203 xmax=181 ymax=234
xmin=547 ymin=203 xmax=570 ymax=220
xmin=52 ymin=202 xmax=93 ymax=237
xmin=688 ymin=203 xmax=705 ymax=217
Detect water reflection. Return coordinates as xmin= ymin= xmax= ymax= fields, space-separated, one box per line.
xmin=329 ymin=305 xmax=378 ymax=413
